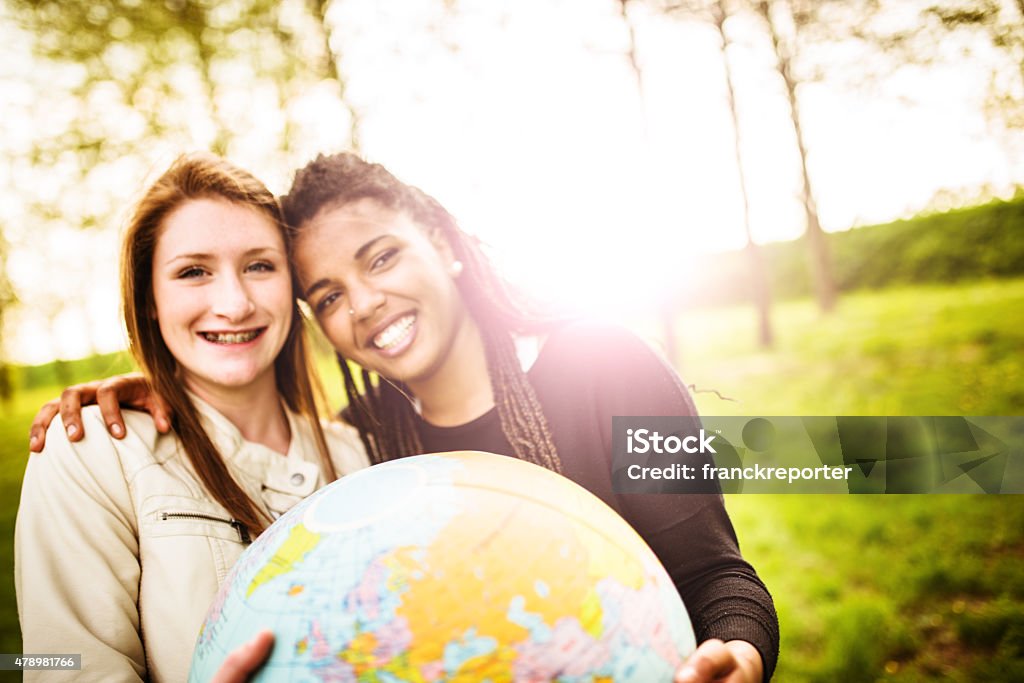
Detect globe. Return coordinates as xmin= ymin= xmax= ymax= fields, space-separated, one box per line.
xmin=189 ymin=451 xmax=695 ymax=682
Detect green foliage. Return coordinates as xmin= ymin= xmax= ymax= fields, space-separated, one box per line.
xmin=10 ymin=351 xmax=134 ymax=393
xmin=926 ymin=0 xmax=1024 ymax=130
xmin=6 ymin=0 xmax=330 ymax=167
xmin=823 ymin=196 xmax=1024 ymax=290
xmin=683 ymin=195 xmax=1024 ymax=308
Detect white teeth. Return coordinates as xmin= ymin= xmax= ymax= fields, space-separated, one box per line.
xmin=373 ymin=315 xmax=415 ymax=349
xmin=201 ymin=330 xmax=261 ymax=344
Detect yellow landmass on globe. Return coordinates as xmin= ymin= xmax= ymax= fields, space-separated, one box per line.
xmin=567 ymin=513 xmax=647 ymax=592
xmin=246 ymin=523 xmax=321 ymax=597
xmin=389 ymin=483 xmax=608 ymax=679
xmin=580 ymin=589 xmax=605 ymax=640
xmin=383 ymin=546 xmax=422 ymax=593
xmin=449 ymin=646 xmax=518 ymax=683
xmin=339 ymin=631 xmax=379 ymax=671
xmin=461 ymin=456 xmax=650 ymax=591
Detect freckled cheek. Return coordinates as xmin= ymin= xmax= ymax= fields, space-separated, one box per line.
xmin=154 ymin=284 xmax=205 ymax=337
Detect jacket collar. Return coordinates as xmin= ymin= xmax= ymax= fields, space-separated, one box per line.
xmin=186 ymin=390 xmax=300 ymax=457
xmin=186 ymin=391 xmax=322 ymax=503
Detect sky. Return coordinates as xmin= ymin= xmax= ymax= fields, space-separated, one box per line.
xmin=2 ymin=0 xmax=1022 ymax=364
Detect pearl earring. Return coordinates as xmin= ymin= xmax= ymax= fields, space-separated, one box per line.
xmin=450 ymin=260 xmax=464 ymax=277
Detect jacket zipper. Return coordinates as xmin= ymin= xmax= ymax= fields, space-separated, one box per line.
xmin=160 ymin=511 xmax=251 ymax=544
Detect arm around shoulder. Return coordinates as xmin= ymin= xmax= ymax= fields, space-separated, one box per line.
xmin=15 ymin=409 xmax=146 ymax=681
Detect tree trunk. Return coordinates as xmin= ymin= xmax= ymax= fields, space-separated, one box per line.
xmin=0 ymin=362 xmax=13 ymax=405
xmin=713 ymin=0 xmax=774 ymax=347
xmin=308 ymin=0 xmax=363 ymax=153
xmin=619 ymin=0 xmax=680 ymax=363
xmin=180 ymin=2 xmax=232 ymax=155
xmin=757 ymin=0 xmax=837 ymax=312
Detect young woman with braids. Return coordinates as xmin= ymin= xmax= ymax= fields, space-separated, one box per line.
xmin=284 ymin=154 xmax=777 ymax=683
xmin=30 ymin=153 xmax=779 ymax=683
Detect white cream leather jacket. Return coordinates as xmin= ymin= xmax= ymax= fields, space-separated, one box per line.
xmin=15 ymin=399 xmax=369 ymax=682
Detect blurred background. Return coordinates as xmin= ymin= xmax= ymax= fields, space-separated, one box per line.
xmin=1 ymin=0 xmax=1023 ymax=680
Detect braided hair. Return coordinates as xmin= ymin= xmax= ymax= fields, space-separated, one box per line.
xmin=282 ymin=153 xmax=562 ymax=474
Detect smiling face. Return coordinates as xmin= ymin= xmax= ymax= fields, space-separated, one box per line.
xmin=150 ymin=197 xmax=293 ymax=402
xmin=293 ymin=198 xmax=476 ymax=393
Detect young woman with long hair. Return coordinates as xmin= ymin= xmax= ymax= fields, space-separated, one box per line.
xmin=16 ymin=153 xmax=367 ymax=682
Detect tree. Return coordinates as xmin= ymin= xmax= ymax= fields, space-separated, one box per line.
xmin=752 ymin=0 xmax=837 ymax=312
xmin=7 ymin=0 xmax=360 ymax=162
xmin=636 ymin=0 xmax=776 ymax=346
xmin=649 ymin=0 xmax=842 ymax=313
xmin=788 ymin=0 xmax=1024 ymax=205
xmin=2 ymin=0 xmax=361 ymax=369
xmin=0 ymin=231 xmax=15 ymax=402
xmin=711 ymin=0 xmax=774 ymax=345
xmin=616 ymin=0 xmax=684 ymax=361
xmin=924 ymin=1 xmax=1024 ymax=130
xmin=305 ymin=0 xmax=363 ymax=153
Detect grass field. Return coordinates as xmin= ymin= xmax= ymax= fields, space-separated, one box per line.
xmin=675 ymin=277 xmax=1024 ymax=680
xmin=1 ymin=277 xmax=1022 ymax=680
xmin=675 ymin=278 xmax=1024 ymax=417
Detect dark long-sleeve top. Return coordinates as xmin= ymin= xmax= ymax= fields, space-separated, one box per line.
xmin=414 ymin=321 xmax=780 ymax=680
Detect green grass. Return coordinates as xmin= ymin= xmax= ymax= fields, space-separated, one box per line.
xmin=668 ymin=277 xmax=1024 ymax=680
xmin=677 ymin=278 xmax=1024 ymax=416
xmin=0 ymin=387 xmax=68 ymax=658
xmin=1 ymin=277 xmax=1022 ymax=679
xmin=728 ymin=495 xmax=1024 ymax=681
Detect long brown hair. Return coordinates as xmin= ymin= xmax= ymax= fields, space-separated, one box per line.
xmin=281 ymin=153 xmax=563 ymax=474
xmin=122 ymin=152 xmax=337 ymax=537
